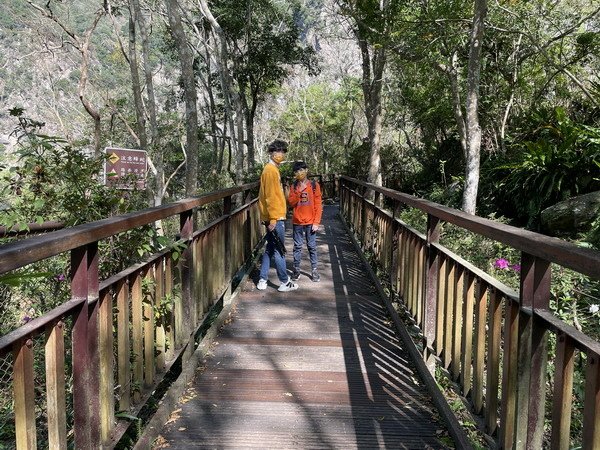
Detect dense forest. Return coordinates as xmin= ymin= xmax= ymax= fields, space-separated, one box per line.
xmin=1 ymin=1 xmax=600 ymax=446
xmin=1 ymin=0 xmax=599 ymax=233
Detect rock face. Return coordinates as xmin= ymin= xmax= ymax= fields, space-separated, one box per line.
xmin=540 ymin=191 xmax=600 ymax=235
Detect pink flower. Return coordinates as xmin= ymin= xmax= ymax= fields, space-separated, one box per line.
xmin=494 ymin=258 xmax=510 ymax=270
xmin=510 ymin=264 xmax=521 ymax=272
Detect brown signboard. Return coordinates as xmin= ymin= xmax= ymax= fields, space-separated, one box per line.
xmin=104 ymin=147 xmax=148 ymax=189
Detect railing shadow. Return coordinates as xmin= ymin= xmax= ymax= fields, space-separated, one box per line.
xmin=324 ymin=205 xmax=449 ymax=449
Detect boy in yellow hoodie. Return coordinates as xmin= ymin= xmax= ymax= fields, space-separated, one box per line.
xmin=257 ymin=140 xmax=299 ymax=292
xmin=288 ymin=161 xmax=323 ymax=282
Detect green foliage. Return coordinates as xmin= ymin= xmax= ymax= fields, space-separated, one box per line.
xmin=276 ymin=77 xmax=364 ymax=174
xmin=1 ymin=109 xmax=149 ymax=230
xmin=491 ymin=107 xmax=600 ymax=227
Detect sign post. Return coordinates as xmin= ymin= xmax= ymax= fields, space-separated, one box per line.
xmin=104 ymin=147 xmax=148 ymax=189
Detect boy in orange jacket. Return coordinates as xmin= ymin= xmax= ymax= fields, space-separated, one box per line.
xmin=288 ymin=161 xmax=323 ymax=282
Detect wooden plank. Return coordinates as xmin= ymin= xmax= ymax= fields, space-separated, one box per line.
xmin=461 ymin=272 xmax=475 ymax=395
xmin=155 ymin=260 xmax=166 ymax=370
xmin=131 ymin=270 xmax=144 ymax=402
xmin=99 ymin=288 xmax=115 ymax=442
xmin=583 ymin=351 xmax=600 ymax=448
xmin=435 ymin=256 xmax=447 ymax=357
xmin=550 ymin=334 xmax=574 ymax=450
xmin=144 ymin=267 xmax=155 ymax=387
xmin=116 ymin=279 xmax=131 ymax=411
xmin=180 ymin=210 xmax=194 ymax=346
xmin=71 ymin=246 xmax=92 ymax=448
xmin=500 ymin=298 xmax=519 ymax=448
xmin=399 ymin=229 xmax=407 ymax=300
xmin=486 ymin=288 xmax=502 ymax=435
xmin=443 ymin=261 xmax=455 ymax=369
xmin=451 ymin=266 xmax=464 ymax=380
xmin=45 ymin=322 xmax=67 ymax=449
xmin=472 ymin=279 xmax=487 ymax=415
xmin=13 ymin=339 xmax=36 ymax=449
xmin=412 ymin=234 xmax=419 ymax=316
xmin=416 ymin=241 xmax=425 ymax=328
xmin=424 ymin=215 xmax=440 ymax=368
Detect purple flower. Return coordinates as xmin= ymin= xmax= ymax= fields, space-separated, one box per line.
xmin=494 ymin=258 xmax=510 ymax=270
xmin=22 ymin=316 xmax=32 ymax=323
xmin=510 ymin=264 xmax=521 ymax=272
xmin=55 ymin=274 xmax=66 ymax=282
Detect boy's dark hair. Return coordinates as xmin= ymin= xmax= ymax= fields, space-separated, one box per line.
xmin=292 ymin=161 xmax=307 ymax=172
xmin=267 ymin=139 xmax=288 ymax=153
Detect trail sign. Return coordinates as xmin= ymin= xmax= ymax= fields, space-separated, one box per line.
xmin=104 ymin=147 xmax=148 ymax=189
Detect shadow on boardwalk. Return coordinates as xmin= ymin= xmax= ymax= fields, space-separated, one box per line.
xmin=155 ymin=205 xmax=452 ymax=449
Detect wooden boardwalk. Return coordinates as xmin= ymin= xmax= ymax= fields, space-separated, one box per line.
xmin=155 ymin=205 xmax=452 ymax=449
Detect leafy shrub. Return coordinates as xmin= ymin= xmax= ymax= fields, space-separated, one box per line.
xmin=491 ymin=107 xmax=600 ymax=228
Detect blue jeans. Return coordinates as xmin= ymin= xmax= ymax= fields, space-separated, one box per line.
xmin=259 ymin=220 xmax=288 ymax=283
xmin=293 ymin=224 xmax=317 ymax=270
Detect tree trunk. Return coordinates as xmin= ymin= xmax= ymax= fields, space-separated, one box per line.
xmin=165 ymin=0 xmax=199 ymax=196
xmin=197 ymin=0 xmax=243 ymax=181
xmin=127 ymin=9 xmax=147 ymax=150
xmin=357 ymin=35 xmax=385 ymax=192
xmin=131 ymin=0 xmax=164 ymax=206
xmin=462 ymin=0 xmax=487 ymax=215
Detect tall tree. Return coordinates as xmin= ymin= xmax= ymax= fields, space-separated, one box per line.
xmin=26 ymin=1 xmax=105 ymax=157
xmin=462 ymin=0 xmax=487 ymax=214
xmin=208 ymin=0 xmax=317 ymax=171
xmin=165 ymin=0 xmax=199 ymax=195
xmin=337 ymin=0 xmax=395 ymax=190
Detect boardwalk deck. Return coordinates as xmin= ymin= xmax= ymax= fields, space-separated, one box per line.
xmin=155 ymin=205 xmax=453 ymax=449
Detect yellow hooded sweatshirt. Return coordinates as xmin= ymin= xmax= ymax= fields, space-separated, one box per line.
xmin=259 ymin=161 xmax=286 ymax=225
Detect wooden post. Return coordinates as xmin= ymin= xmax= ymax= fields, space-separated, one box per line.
xmin=551 ymin=333 xmax=574 ymax=450
xmin=515 ymin=253 xmax=550 ymax=449
xmin=98 ymin=288 xmax=115 ymax=443
xmin=144 ymin=268 xmax=155 ymax=386
xmin=45 ymin=321 xmax=67 ymax=449
xmin=71 ymin=245 xmax=92 ymax=448
xmin=155 ymin=261 xmax=166 ymax=371
xmin=116 ymin=279 xmax=131 ymax=410
xmin=424 ymin=214 xmax=440 ymax=373
xmin=131 ymin=271 xmax=143 ymax=403
xmin=223 ymin=195 xmax=233 ymax=304
xmin=13 ymin=338 xmax=36 ymax=450
xmin=583 ymin=351 xmax=600 ymax=448
xmin=180 ymin=210 xmax=194 ymax=358
xmin=486 ymin=288 xmax=502 ymax=435
xmin=461 ymin=273 xmax=475 ymax=395
xmin=472 ymin=279 xmax=487 ymax=414
xmin=500 ymin=298 xmax=520 ymax=448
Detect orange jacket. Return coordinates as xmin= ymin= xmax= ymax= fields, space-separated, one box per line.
xmin=288 ymin=180 xmax=323 ymax=225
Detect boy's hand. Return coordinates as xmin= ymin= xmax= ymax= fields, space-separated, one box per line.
xmin=311 ymin=224 xmax=319 ymax=233
xmin=268 ymin=222 xmax=276 ymax=232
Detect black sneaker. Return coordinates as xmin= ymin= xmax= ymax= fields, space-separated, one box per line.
xmin=291 ymin=269 xmax=300 ymax=280
xmin=311 ymin=269 xmax=320 ymax=282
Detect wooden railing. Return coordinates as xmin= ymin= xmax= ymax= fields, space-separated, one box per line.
xmin=339 ymin=176 xmax=600 ymax=449
xmin=0 ymin=182 xmax=262 ymax=449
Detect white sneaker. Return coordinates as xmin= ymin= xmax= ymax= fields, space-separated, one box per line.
xmin=256 ymin=279 xmax=268 ymax=290
xmin=278 ymin=280 xmax=299 ymax=292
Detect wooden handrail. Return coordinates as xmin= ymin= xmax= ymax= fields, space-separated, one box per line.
xmin=0 ymin=181 xmax=262 ymax=449
xmin=0 ymin=182 xmax=259 ymax=275
xmin=339 ymin=176 xmax=600 ymax=449
xmin=340 ymin=175 xmax=600 ymax=279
